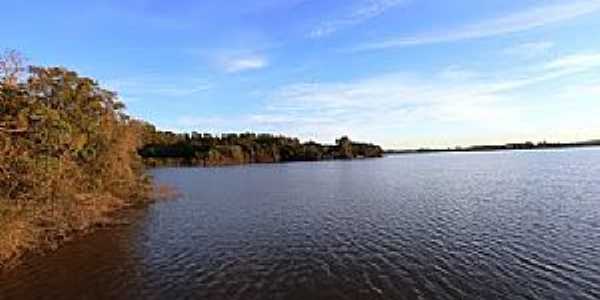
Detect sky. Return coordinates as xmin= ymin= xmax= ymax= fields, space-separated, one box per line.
xmin=3 ymin=0 xmax=600 ymax=149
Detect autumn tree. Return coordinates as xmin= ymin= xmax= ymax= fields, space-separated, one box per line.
xmin=1 ymin=50 xmax=150 ymax=263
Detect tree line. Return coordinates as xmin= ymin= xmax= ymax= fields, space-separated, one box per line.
xmin=139 ymin=125 xmax=383 ymax=167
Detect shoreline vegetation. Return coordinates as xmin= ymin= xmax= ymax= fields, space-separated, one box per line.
xmin=0 ymin=51 xmax=382 ymax=268
xmin=0 ymin=51 xmax=152 ymax=268
xmin=386 ymin=140 xmax=600 ymax=155
xmin=139 ymin=128 xmax=384 ymax=167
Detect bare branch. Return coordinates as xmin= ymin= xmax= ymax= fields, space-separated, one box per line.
xmin=0 ymin=127 xmax=28 ymax=133
xmin=0 ymin=49 xmax=26 ymax=86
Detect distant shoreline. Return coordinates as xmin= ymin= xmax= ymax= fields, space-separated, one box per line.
xmin=140 ymin=134 xmax=384 ymax=168
xmin=385 ymin=140 xmax=600 ymax=155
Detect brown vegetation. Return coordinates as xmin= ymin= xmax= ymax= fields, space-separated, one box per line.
xmin=0 ymin=51 xmax=151 ymax=267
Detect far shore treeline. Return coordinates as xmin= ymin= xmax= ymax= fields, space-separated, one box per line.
xmin=386 ymin=140 xmax=600 ymax=154
xmin=139 ymin=128 xmax=383 ymax=167
xmin=0 ymin=51 xmax=382 ymax=267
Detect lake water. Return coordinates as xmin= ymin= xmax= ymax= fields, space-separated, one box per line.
xmin=2 ymin=149 xmax=600 ymax=299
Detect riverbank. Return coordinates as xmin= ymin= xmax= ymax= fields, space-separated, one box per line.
xmin=0 ymin=194 xmax=146 ymax=269
xmin=0 ymin=184 xmax=182 ymax=269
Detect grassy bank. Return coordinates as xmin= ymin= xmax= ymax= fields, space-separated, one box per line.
xmin=0 ymin=51 xmax=151 ymax=268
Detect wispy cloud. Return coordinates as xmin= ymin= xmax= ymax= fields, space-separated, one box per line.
xmin=251 ymin=52 xmax=600 ymax=146
xmin=221 ymin=55 xmax=269 ymax=73
xmin=353 ymin=0 xmax=600 ymax=51
xmin=162 ymin=52 xmax=600 ymax=147
xmin=544 ymin=52 xmax=600 ymax=70
xmin=186 ymin=40 xmax=278 ymax=74
xmin=309 ymin=0 xmax=410 ymax=38
xmin=503 ymin=41 xmax=555 ymax=58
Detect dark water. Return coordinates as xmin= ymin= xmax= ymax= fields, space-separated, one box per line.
xmin=2 ymin=149 xmax=600 ymax=300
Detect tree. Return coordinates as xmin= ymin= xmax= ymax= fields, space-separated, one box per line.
xmin=335 ymin=136 xmax=354 ymax=159
xmin=1 ymin=50 xmax=147 ymax=204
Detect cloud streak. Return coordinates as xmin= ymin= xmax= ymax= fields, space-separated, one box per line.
xmin=353 ymin=0 xmax=600 ymax=51
xmin=221 ymin=55 xmax=269 ymax=73
xmin=544 ymin=52 xmax=600 ymax=71
xmin=310 ymin=0 xmax=410 ymax=38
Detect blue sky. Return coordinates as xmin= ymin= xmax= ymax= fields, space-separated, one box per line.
xmin=3 ymin=0 xmax=600 ymax=148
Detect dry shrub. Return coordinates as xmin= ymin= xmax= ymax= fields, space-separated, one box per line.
xmin=0 ymin=202 xmax=37 ymax=265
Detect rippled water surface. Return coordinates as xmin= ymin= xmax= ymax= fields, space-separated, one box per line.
xmin=2 ymin=149 xmax=600 ymax=299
